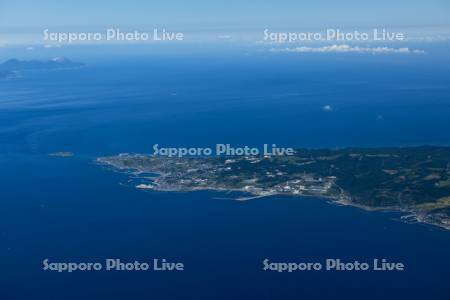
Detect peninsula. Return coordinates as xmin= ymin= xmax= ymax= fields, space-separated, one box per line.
xmin=97 ymin=146 xmax=450 ymax=230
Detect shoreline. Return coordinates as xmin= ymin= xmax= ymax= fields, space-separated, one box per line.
xmin=136 ymin=183 xmax=450 ymax=232
xmin=96 ymin=156 xmax=450 ymax=232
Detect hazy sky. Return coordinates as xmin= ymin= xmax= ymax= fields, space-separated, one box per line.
xmin=1 ymin=0 xmax=450 ymax=29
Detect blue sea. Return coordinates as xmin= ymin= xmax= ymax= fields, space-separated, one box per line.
xmin=1 ymin=44 xmax=450 ymax=299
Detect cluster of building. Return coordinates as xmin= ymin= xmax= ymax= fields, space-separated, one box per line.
xmin=243 ymin=174 xmax=336 ymax=196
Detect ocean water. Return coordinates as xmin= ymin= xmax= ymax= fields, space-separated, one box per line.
xmin=1 ymin=45 xmax=450 ymax=299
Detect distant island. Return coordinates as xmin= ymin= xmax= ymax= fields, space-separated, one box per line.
xmin=97 ymin=146 xmax=450 ymax=230
xmin=0 ymin=57 xmax=84 ymax=78
xmin=48 ymin=152 xmax=74 ymax=157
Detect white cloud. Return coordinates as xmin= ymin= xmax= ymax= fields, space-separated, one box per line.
xmin=26 ymin=46 xmax=34 ymax=51
xmin=270 ymin=44 xmax=426 ymax=54
xmin=323 ymin=105 xmax=333 ymax=112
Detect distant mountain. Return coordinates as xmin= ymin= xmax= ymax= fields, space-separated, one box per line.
xmin=0 ymin=57 xmax=84 ymax=72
